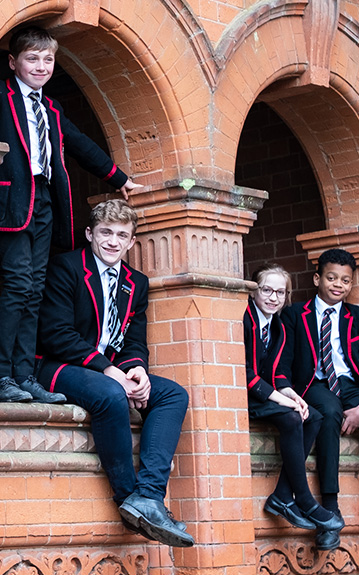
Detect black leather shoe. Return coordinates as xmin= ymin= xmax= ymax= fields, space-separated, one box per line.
xmin=264 ymin=494 xmax=316 ymax=529
xmin=0 ymin=377 xmax=33 ymax=402
xmin=165 ymin=506 xmax=187 ymax=531
xmin=316 ymin=529 xmax=340 ymax=550
xmin=121 ymin=517 xmax=156 ymax=540
xmin=119 ymin=493 xmax=194 ymax=547
xmin=299 ymin=504 xmax=345 ymax=531
xmin=19 ymin=376 xmax=67 ymax=404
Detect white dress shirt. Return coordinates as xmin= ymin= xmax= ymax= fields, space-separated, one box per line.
xmin=314 ymin=295 xmax=353 ymax=380
xmin=93 ymin=254 xmax=122 ymax=354
xmin=16 ymin=76 xmax=52 ymax=178
xmin=253 ymin=301 xmax=273 ymax=346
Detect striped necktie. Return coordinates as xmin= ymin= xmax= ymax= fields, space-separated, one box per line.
xmin=262 ymin=324 xmax=269 ymax=349
xmin=106 ymin=267 xmax=122 ymax=352
xmin=320 ymin=308 xmax=340 ymax=396
xmin=29 ymin=91 xmax=50 ymax=181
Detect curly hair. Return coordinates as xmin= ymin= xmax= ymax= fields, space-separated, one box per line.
xmin=317 ymin=249 xmax=356 ymax=276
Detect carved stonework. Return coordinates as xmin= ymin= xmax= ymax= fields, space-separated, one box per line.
xmin=0 ymin=550 xmax=148 ymax=575
xmin=303 ymin=0 xmax=340 ymax=86
xmin=257 ymin=540 xmax=359 ymax=574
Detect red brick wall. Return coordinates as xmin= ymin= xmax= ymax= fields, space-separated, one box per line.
xmin=236 ymin=102 xmax=326 ymax=302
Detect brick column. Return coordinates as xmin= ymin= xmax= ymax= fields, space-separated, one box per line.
xmin=90 ymin=181 xmax=267 ymax=575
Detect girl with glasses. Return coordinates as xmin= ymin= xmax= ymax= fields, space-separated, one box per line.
xmin=244 ymin=263 xmax=344 ymax=537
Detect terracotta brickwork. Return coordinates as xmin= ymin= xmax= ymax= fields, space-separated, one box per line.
xmin=2 ymin=1 xmax=359 ymax=574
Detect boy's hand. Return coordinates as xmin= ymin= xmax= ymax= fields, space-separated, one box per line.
xmin=342 ymin=406 xmax=359 ymax=434
xmin=118 ymin=178 xmax=143 ymax=200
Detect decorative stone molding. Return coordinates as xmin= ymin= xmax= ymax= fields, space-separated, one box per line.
xmin=302 ymin=0 xmax=340 ymax=86
xmin=0 ymin=549 xmax=148 ymax=575
xmin=296 ymin=227 xmax=359 ymax=265
xmin=88 ymin=180 xmax=268 ymax=282
xmin=0 ymin=403 xmax=141 ymax=472
xmin=257 ymin=539 xmax=359 ymax=574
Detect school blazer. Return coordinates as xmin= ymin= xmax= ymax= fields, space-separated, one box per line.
xmin=37 ymin=246 xmax=149 ymax=391
xmin=244 ymin=299 xmax=291 ymax=402
xmin=280 ymin=299 xmax=359 ymax=397
xmin=0 ymin=76 xmax=127 ymax=249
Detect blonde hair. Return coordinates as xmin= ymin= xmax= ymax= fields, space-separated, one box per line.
xmin=89 ymin=199 xmax=138 ymax=236
xmin=251 ymin=263 xmax=292 ymax=306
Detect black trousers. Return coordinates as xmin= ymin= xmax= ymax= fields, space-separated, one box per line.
xmin=305 ymin=376 xmax=359 ymax=494
xmin=0 ymin=177 xmax=52 ymax=377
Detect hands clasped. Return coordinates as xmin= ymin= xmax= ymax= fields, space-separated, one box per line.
xmin=104 ymin=365 xmax=151 ymax=409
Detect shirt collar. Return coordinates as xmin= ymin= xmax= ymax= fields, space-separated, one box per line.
xmin=93 ymin=253 xmax=122 ymax=277
xmin=253 ymin=301 xmax=273 ymax=331
xmin=15 ymin=76 xmax=43 ymax=99
xmin=315 ymin=295 xmax=342 ymax=316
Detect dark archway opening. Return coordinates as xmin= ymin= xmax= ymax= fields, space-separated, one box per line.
xmin=235 ymin=102 xmax=325 ymax=302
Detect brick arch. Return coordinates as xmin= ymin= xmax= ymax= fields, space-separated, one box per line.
xmin=1 ymin=0 xmax=214 ymax=186
xmin=260 ymin=86 xmax=359 ymax=231
xmin=212 ymin=2 xmax=309 ymax=184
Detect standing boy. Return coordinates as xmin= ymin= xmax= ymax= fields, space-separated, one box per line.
xmin=36 ymin=199 xmax=194 ymax=547
xmin=279 ymin=248 xmax=359 ymax=550
xmin=0 ymin=26 xmax=141 ymax=403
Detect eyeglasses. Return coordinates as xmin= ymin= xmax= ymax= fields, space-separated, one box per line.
xmin=259 ymin=285 xmax=287 ymax=299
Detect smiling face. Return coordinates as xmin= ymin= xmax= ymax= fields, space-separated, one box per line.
xmin=9 ymin=48 xmax=55 ymax=90
xmin=85 ymin=221 xmax=136 ymax=267
xmin=313 ymin=262 xmax=353 ymax=306
xmin=253 ymin=272 xmax=288 ymax=319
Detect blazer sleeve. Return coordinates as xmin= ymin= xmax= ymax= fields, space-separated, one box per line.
xmin=244 ymin=309 xmax=279 ymax=402
xmin=39 ymin=255 xmax=112 ymax=372
xmin=114 ymin=274 xmax=150 ymax=373
xmin=57 ymin=101 xmax=128 ymax=189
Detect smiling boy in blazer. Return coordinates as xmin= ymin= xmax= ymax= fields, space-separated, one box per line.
xmin=36 ymin=199 xmax=194 ymax=548
xmin=0 ymin=26 xmax=141 ymax=403
xmin=279 ymin=248 xmax=359 ymax=550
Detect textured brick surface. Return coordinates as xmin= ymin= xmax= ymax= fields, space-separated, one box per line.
xmin=1 ymin=0 xmax=359 ymax=573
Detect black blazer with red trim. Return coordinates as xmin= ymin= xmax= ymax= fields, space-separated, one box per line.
xmin=37 ymin=246 xmax=149 ymax=390
xmin=244 ymin=299 xmax=291 ymax=402
xmin=279 ymin=299 xmax=359 ymax=397
xmin=0 ymin=76 xmax=128 ymax=249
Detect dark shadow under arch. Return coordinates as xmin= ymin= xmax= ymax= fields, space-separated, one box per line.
xmin=235 ymin=102 xmax=325 ymax=302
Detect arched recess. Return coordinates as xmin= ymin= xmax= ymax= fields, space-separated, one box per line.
xmin=0 ymin=0 xmax=214 ymax=187
xmin=212 ymin=0 xmax=359 ymax=227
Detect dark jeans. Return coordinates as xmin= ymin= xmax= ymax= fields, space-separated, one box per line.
xmin=49 ymin=366 xmax=189 ymax=504
xmin=0 ymin=178 xmax=52 ymax=377
xmin=305 ymin=376 xmax=359 ymax=494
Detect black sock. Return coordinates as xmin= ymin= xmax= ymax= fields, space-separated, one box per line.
xmin=321 ymin=493 xmax=339 ymax=514
xmin=14 ymin=376 xmax=28 ymax=384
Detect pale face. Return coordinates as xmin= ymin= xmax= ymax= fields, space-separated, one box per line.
xmin=9 ymin=49 xmax=55 ymax=91
xmin=253 ymin=272 xmax=287 ymax=319
xmin=313 ymin=263 xmax=353 ymax=306
xmin=85 ymin=221 xmax=136 ymax=267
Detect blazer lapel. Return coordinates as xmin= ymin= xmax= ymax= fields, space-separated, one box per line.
xmin=82 ymin=247 xmax=105 ymax=344
xmin=118 ymin=262 xmax=135 ymax=332
xmin=7 ymin=77 xmax=31 ymax=155
xmin=302 ymin=299 xmax=319 ymax=367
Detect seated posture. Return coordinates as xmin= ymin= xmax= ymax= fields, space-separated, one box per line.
xmin=244 ymin=264 xmax=343 ymax=543
xmin=280 ymin=249 xmax=359 ymax=550
xmin=37 ymin=199 xmax=194 ymax=548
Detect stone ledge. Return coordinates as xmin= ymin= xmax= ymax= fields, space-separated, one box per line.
xmin=0 ymin=403 xmax=142 ymax=472
xmin=250 ymin=421 xmax=359 ymax=473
